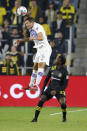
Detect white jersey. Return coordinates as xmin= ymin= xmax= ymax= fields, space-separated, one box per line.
xmin=29 ymin=22 xmax=50 ymax=48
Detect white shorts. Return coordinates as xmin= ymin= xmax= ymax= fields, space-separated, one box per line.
xmin=33 ymin=45 xmax=52 ymax=66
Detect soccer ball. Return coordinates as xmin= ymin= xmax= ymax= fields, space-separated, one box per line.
xmin=17 ymin=6 xmax=27 ymax=16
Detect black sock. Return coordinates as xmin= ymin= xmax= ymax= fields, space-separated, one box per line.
xmin=34 ymin=100 xmax=44 ymax=120
xmin=61 ymin=104 xmax=67 ymax=120
xmin=63 ymin=111 xmax=66 ymax=120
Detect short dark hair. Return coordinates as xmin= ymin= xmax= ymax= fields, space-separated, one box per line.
xmin=24 ymin=14 xmax=35 ymax=22
xmin=59 ymin=55 xmax=66 ymax=65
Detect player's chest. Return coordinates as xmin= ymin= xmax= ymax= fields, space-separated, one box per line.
xmin=29 ymin=29 xmax=38 ymax=37
xmin=51 ymin=69 xmax=63 ymax=79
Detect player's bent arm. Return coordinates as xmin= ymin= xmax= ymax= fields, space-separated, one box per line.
xmin=16 ymin=38 xmax=30 ymax=44
xmin=36 ymin=32 xmax=44 ymax=40
xmin=29 ymin=32 xmax=44 ymax=41
xmin=61 ymin=73 xmax=69 ymax=90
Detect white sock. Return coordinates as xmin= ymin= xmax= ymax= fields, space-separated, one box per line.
xmin=35 ymin=68 xmax=44 ymax=86
xmin=29 ymin=70 xmax=37 ymax=87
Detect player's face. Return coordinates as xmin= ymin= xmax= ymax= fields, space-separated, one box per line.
xmin=54 ymin=56 xmax=62 ymax=65
xmin=25 ymin=20 xmax=33 ymax=29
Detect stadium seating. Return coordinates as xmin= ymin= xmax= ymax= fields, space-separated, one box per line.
xmin=0 ymin=0 xmax=81 ymax=75
xmin=71 ymin=0 xmax=87 ymax=75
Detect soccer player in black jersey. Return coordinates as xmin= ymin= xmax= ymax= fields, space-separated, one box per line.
xmin=31 ymin=54 xmax=69 ymax=122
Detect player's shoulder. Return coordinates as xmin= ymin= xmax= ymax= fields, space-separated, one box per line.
xmin=51 ymin=65 xmax=57 ymax=71
xmin=35 ymin=22 xmax=42 ymax=27
xmin=34 ymin=22 xmax=42 ymax=28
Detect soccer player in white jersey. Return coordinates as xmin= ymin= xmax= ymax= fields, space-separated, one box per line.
xmin=16 ymin=15 xmax=52 ymax=90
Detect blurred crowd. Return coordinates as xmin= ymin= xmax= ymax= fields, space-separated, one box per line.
xmin=0 ymin=0 xmax=79 ymax=75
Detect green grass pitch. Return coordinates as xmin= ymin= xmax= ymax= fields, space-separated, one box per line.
xmin=0 ymin=107 xmax=87 ymax=131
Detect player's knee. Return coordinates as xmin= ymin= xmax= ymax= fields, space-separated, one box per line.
xmin=33 ymin=63 xmax=38 ymax=70
xmin=38 ymin=62 xmax=46 ymax=68
xmin=50 ymin=90 xmax=56 ymax=96
xmin=61 ymin=104 xmax=66 ymax=109
xmin=59 ymin=97 xmax=66 ymax=105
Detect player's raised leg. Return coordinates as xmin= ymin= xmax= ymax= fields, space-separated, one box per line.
xmin=33 ymin=45 xmax=52 ymax=90
xmin=24 ymin=63 xmax=38 ymax=90
xmin=29 ymin=63 xmax=38 ymax=87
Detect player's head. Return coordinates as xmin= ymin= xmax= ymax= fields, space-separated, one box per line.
xmin=24 ymin=14 xmax=35 ymax=29
xmin=54 ymin=54 xmax=66 ymax=66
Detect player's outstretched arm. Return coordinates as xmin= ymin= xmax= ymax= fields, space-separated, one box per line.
xmin=16 ymin=39 xmax=25 ymax=44
xmin=29 ymin=32 xmax=44 ymax=41
xmin=16 ymin=38 xmax=30 ymax=44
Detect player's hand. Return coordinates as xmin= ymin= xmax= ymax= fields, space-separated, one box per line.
xmin=29 ymin=36 xmax=35 ymax=41
xmin=16 ymin=39 xmax=23 ymax=45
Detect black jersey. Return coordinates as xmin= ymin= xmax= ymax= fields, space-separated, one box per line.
xmin=42 ymin=65 xmax=69 ymax=92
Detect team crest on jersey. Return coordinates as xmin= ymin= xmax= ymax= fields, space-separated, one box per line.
xmin=51 ymin=66 xmax=56 ymax=71
xmin=58 ymin=73 xmax=62 ymax=77
xmin=29 ymin=29 xmax=38 ymax=37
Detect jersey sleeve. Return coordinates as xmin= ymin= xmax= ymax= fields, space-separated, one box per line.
xmin=61 ymin=69 xmax=69 ymax=90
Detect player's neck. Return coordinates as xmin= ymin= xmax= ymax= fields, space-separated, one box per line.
xmin=31 ymin=22 xmax=34 ymax=28
xmin=56 ymin=64 xmax=62 ymax=69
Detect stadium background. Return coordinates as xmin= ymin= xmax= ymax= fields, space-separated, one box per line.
xmin=0 ymin=76 xmax=87 ymax=107
xmin=0 ymin=0 xmax=82 ymax=76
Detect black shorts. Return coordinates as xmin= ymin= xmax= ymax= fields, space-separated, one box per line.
xmin=42 ymin=87 xmax=66 ymax=100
